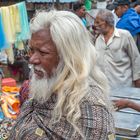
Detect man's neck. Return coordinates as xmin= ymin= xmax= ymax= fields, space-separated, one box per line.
xmin=103 ymin=27 xmax=114 ymax=44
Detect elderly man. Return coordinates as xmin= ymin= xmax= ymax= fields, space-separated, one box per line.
xmin=9 ymin=11 xmax=115 ymax=139
xmin=94 ymin=9 xmax=140 ymax=89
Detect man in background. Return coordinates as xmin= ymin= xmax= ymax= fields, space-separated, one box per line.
xmin=114 ymin=0 xmax=140 ymax=51
xmin=73 ymin=2 xmax=87 ymax=26
xmin=94 ymin=9 xmax=140 ymax=89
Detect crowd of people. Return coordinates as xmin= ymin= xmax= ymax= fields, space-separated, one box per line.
xmin=73 ymin=0 xmax=140 ymax=112
xmin=3 ymin=0 xmax=140 ymax=139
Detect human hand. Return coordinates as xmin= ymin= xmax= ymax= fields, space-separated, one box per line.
xmin=112 ymin=99 xmax=130 ymax=110
xmin=134 ymin=79 xmax=140 ymax=88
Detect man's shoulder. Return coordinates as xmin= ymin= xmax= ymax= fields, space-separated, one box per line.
xmin=81 ymin=84 xmax=111 ymax=109
xmin=116 ymin=28 xmax=131 ymax=37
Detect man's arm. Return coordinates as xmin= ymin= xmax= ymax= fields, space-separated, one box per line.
xmin=128 ymin=100 xmax=140 ymax=112
xmin=126 ymin=32 xmax=140 ymax=87
xmin=113 ymin=99 xmax=140 ymax=112
xmin=79 ymin=102 xmax=115 ymax=140
xmin=134 ymin=79 xmax=140 ymax=87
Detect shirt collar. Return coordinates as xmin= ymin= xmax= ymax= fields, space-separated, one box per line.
xmin=113 ymin=28 xmax=120 ymax=38
xmin=100 ymin=27 xmax=120 ymax=40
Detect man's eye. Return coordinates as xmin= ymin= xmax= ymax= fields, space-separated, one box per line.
xmin=39 ymin=51 xmax=49 ymax=55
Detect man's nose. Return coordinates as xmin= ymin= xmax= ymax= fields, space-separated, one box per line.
xmin=29 ymin=53 xmax=40 ymax=65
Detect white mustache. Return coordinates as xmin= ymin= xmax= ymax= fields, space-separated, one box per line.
xmin=30 ymin=65 xmax=46 ymax=73
xmin=29 ymin=65 xmax=47 ymax=77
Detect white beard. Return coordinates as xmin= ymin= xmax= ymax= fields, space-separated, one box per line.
xmin=29 ymin=61 xmax=64 ymax=103
xmin=30 ymin=68 xmax=54 ymax=103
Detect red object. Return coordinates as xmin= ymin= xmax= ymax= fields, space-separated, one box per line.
xmin=2 ymin=78 xmax=16 ymax=87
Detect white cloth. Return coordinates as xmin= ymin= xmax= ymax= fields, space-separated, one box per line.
xmin=95 ymin=28 xmax=140 ymax=88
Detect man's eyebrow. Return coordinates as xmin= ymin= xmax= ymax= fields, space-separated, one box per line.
xmin=30 ymin=40 xmax=48 ymax=47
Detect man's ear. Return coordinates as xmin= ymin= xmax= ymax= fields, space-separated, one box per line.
xmin=124 ymin=5 xmax=129 ymax=10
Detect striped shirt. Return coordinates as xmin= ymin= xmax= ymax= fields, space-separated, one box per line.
xmin=9 ymin=82 xmax=115 ymax=140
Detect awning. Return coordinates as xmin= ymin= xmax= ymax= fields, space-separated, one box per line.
xmin=26 ymin=0 xmax=78 ymax=3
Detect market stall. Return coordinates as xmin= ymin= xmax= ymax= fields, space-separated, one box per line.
xmin=0 ymin=2 xmax=30 ymax=139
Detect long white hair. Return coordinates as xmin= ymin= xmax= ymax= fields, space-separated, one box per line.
xmin=30 ymin=10 xmax=109 ymax=138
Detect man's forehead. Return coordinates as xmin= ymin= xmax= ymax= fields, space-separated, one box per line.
xmin=29 ymin=38 xmax=45 ymax=47
xmin=95 ymin=16 xmax=104 ymax=22
xmin=30 ymin=29 xmax=52 ymax=44
xmin=31 ymin=29 xmax=51 ymax=38
xmin=29 ymin=29 xmax=56 ymax=50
